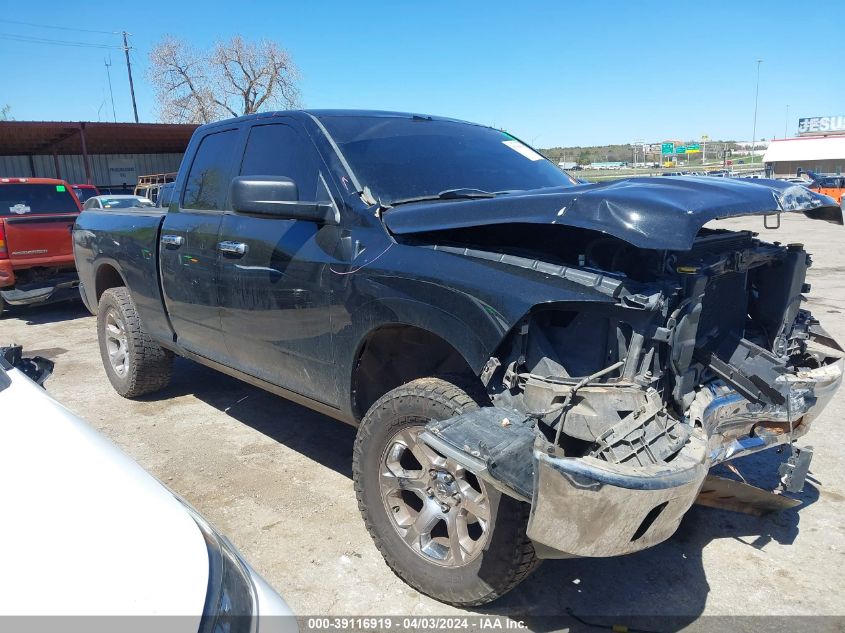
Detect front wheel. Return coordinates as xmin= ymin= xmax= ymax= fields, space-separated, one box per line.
xmin=353 ymin=377 xmax=539 ymax=606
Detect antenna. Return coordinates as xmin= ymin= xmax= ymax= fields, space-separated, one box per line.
xmin=104 ymin=56 xmax=117 ymax=122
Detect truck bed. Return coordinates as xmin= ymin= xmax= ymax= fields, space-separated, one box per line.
xmin=73 ymin=208 xmax=170 ymax=341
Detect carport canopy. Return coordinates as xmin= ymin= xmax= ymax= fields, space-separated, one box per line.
xmin=0 ymin=121 xmax=198 ymax=156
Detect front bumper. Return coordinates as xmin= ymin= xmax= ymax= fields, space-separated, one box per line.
xmin=526 ymin=355 xmax=843 ymax=558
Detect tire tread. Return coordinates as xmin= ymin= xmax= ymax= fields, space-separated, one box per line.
xmin=98 ymin=287 xmax=172 ymax=398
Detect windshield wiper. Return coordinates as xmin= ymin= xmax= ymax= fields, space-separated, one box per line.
xmin=388 ymin=188 xmax=496 ymax=208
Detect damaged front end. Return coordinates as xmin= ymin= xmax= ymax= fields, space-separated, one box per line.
xmin=420 ymin=228 xmax=843 ymax=558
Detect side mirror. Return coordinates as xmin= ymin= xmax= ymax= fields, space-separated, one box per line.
xmin=230 ymin=175 xmax=337 ymax=224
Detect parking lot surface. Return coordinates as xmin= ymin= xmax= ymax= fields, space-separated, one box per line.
xmin=4 ymin=214 xmax=845 ymax=625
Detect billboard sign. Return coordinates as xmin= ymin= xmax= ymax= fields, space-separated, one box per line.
xmin=798 ymin=115 xmax=845 ymax=136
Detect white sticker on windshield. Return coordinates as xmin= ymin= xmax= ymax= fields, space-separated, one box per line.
xmin=9 ymin=203 xmax=31 ymax=214
xmin=502 ymin=139 xmax=544 ymax=161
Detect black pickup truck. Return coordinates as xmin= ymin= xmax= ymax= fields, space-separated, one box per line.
xmin=73 ymin=110 xmax=844 ymax=606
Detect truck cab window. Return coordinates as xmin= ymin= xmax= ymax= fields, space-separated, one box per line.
xmin=239 ymin=123 xmax=318 ymax=201
xmin=182 ymin=129 xmax=239 ymax=210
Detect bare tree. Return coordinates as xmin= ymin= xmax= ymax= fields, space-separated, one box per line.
xmin=0 ymin=105 xmax=12 ymax=121
xmin=148 ymin=35 xmax=301 ymax=124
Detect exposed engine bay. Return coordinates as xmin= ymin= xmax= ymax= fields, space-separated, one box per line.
xmin=410 ymin=222 xmax=844 ymax=557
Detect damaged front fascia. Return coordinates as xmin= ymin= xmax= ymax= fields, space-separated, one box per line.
xmin=384 ymin=177 xmax=843 ymax=251
xmin=418 ymin=231 xmax=844 ymax=558
xmin=422 ymin=320 xmax=843 ymax=558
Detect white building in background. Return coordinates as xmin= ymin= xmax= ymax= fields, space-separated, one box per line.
xmin=763 ymin=136 xmax=845 ymax=177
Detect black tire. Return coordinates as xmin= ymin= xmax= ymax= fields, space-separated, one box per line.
xmin=97 ymin=287 xmax=173 ymax=398
xmin=0 ymin=296 xmax=5 ymax=318
xmin=353 ymin=377 xmax=539 ymax=606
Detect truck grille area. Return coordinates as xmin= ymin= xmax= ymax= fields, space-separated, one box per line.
xmin=697 ymin=271 xmax=749 ymax=355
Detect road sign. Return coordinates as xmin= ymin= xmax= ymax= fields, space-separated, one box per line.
xmin=687 ymin=143 xmax=701 ymax=153
xmin=661 ymin=142 xmax=674 ymax=154
xmin=675 ymin=146 xmax=687 ymax=154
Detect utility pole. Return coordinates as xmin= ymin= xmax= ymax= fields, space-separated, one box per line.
xmin=104 ymin=57 xmax=117 ymax=123
xmin=123 ymin=31 xmax=139 ymax=123
xmin=751 ymin=59 xmax=762 ymax=166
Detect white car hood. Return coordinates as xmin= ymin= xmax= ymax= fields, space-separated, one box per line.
xmin=0 ymin=367 xmax=208 ymax=619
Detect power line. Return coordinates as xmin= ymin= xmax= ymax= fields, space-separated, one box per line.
xmin=0 ymin=17 xmax=119 ymax=35
xmin=0 ymin=21 xmax=140 ymax=123
xmin=0 ymin=32 xmax=126 ymax=49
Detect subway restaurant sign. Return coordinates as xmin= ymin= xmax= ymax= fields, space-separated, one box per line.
xmin=798 ymin=115 xmax=845 ymax=136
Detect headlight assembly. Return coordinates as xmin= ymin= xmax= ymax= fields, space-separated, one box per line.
xmin=182 ymin=502 xmax=258 ymax=633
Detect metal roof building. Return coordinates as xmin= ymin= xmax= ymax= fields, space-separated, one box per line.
xmin=0 ymin=121 xmax=198 ymax=190
xmin=763 ymin=136 xmax=845 ymax=177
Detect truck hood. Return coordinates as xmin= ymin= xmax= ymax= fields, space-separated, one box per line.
xmin=383 ymin=177 xmax=843 ymax=251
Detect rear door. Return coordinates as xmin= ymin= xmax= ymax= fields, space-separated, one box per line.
xmin=216 ymin=120 xmax=340 ymax=404
xmin=0 ymin=182 xmax=79 ymax=266
xmin=159 ymin=127 xmax=242 ymax=363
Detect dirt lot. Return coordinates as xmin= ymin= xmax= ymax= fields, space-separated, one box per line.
xmin=3 ymin=214 xmax=845 ymax=626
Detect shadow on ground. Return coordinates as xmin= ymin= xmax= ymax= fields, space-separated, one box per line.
xmin=146 ymin=356 xmax=356 ymax=478
xmin=146 ymin=357 xmax=819 ymax=629
xmin=1 ymin=299 xmax=91 ymax=326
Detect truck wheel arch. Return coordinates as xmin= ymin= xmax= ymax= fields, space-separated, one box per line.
xmin=350 ymin=322 xmax=482 ymax=421
xmin=94 ymin=262 xmax=127 ymax=303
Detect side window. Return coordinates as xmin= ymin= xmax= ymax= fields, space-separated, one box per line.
xmin=182 ymin=129 xmax=239 ymax=210
xmin=239 ymin=124 xmax=319 ymax=201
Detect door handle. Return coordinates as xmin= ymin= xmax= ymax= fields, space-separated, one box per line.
xmin=160 ymin=234 xmax=184 ymax=248
xmin=218 ymin=241 xmax=248 ymax=256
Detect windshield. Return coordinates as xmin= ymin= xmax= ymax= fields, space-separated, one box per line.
xmin=72 ymin=186 xmax=98 ymax=203
xmin=100 ymin=197 xmax=153 ymax=209
xmin=318 ymin=115 xmax=575 ymax=205
xmin=0 ymin=183 xmax=79 ymax=216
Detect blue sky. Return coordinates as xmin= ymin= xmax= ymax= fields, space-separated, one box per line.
xmin=1 ymin=1 xmax=841 ymax=147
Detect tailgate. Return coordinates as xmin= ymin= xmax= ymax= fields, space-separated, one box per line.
xmin=3 ymin=214 xmax=78 ymax=264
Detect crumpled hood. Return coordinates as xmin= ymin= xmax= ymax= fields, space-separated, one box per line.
xmin=383 ymin=177 xmax=843 ymax=251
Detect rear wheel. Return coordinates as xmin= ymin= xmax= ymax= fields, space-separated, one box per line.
xmin=97 ymin=287 xmax=173 ymax=397
xmin=353 ymin=377 xmax=539 ymax=606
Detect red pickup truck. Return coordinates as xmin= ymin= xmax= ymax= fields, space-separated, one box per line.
xmin=0 ymin=177 xmax=82 ymax=316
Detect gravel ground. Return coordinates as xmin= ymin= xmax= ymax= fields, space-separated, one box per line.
xmin=3 ymin=214 xmax=844 ymax=628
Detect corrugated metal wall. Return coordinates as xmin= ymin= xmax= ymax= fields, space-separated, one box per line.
xmin=0 ymin=153 xmax=185 ymax=186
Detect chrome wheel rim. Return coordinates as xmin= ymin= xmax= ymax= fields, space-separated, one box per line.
xmin=380 ymin=425 xmax=491 ymax=567
xmin=104 ymin=308 xmax=129 ymax=376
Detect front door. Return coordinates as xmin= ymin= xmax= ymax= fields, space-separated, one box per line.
xmin=159 ymin=127 xmax=241 ymax=363
xmin=217 ymin=121 xmax=340 ymax=405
